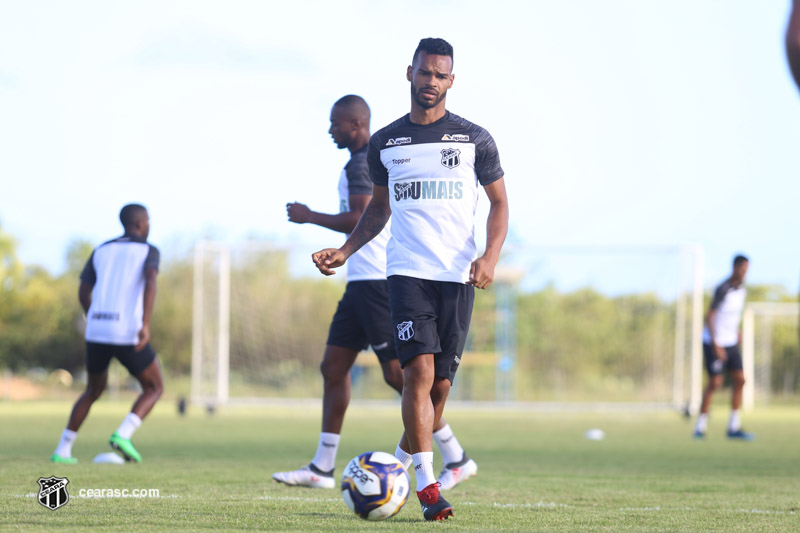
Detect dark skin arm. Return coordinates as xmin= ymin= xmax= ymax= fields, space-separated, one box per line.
xmin=312 ymin=185 xmax=391 ymax=275
xmin=469 ymin=177 xmax=509 ymax=290
xmin=788 ymin=0 xmax=800 ymax=91
xmin=706 ymin=308 xmax=728 ymax=362
xmin=78 ymin=282 xmax=93 ymax=314
xmin=136 ymin=268 xmax=157 ymax=351
xmin=287 ymin=194 xmax=371 ymax=234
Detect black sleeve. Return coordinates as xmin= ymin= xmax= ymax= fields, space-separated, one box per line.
xmin=709 ymin=283 xmax=727 ymax=311
xmin=368 ymin=135 xmax=389 ymax=186
xmin=474 ymin=129 xmax=504 ymax=186
xmin=145 ymin=245 xmax=160 ymax=272
xmin=346 ymin=153 xmax=373 ymax=196
xmin=79 ymin=252 xmax=96 ymax=285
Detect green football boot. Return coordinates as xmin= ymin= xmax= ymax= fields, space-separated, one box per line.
xmin=109 ymin=432 xmax=142 ymax=463
xmin=50 ymin=453 xmax=78 ymax=464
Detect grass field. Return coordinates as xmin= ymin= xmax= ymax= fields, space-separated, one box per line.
xmin=2 ymin=400 xmax=799 ymax=532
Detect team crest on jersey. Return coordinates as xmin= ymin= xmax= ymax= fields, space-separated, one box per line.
xmin=38 ymin=476 xmax=70 ymax=511
xmin=440 ymin=148 xmax=461 ymax=169
xmin=441 ymin=134 xmax=469 ymax=142
xmin=397 ymin=321 xmax=414 ymax=341
xmin=386 ymin=137 xmax=411 ymax=146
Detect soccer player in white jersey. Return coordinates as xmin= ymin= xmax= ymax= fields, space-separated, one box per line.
xmin=313 ymin=39 xmax=509 ymax=521
xmin=694 ymin=255 xmax=753 ymax=440
xmin=275 ymin=95 xmax=476 ymax=490
xmin=51 ymin=204 xmax=163 ymax=463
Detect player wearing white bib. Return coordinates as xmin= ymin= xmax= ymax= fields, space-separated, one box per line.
xmin=51 ymin=204 xmax=163 ymax=464
xmin=275 ymin=95 xmax=475 ymax=491
xmin=313 ymin=39 xmax=509 ymax=521
xmin=694 ymin=255 xmax=753 ymax=440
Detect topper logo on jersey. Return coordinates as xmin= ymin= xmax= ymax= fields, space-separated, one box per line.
xmin=394 ymin=180 xmax=464 ymax=201
xmin=397 ymin=321 xmax=414 ymax=341
xmin=386 ymin=137 xmax=411 ymax=146
xmin=440 ymin=148 xmax=461 ymax=169
xmin=441 ymin=134 xmax=469 ymax=142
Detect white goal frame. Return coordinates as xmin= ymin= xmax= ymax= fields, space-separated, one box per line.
xmin=191 ymin=241 xmax=708 ymax=410
xmin=741 ymin=302 xmax=799 ymax=410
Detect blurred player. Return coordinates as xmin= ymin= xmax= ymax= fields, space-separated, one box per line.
xmin=51 ymin=204 xmax=162 ymax=463
xmin=787 ymin=0 xmax=800 ymax=91
xmin=694 ymin=255 xmax=753 ymax=440
xmin=313 ymin=39 xmax=509 ymax=520
xmin=274 ymin=95 xmax=476 ymax=491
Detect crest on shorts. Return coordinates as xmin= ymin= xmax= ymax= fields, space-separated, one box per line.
xmin=38 ymin=476 xmax=69 ymax=511
xmin=440 ymin=148 xmax=461 ymax=169
xmin=397 ymin=321 xmax=414 ymax=341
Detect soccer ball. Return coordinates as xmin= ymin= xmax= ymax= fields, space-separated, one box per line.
xmin=341 ymin=451 xmax=410 ymax=521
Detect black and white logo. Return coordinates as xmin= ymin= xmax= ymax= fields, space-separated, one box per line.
xmin=38 ymin=476 xmax=69 ymax=511
xmin=386 ymin=137 xmax=411 ymax=146
xmin=397 ymin=321 xmax=414 ymax=341
xmin=441 ymin=134 xmax=469 ymax=142
xmin=440 ymin=148 xmax=461 ymax=169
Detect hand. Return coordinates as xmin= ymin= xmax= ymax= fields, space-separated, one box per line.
xmin=467 ymin=255 xmax=497 ymax=290
xmin=286 ymin=202 xmax=312 ymax=224
xmin=312 ymin=248 xmax=348 ymax=276
xmin=135 ymin=324 xmax=150 ymax=352
xmin=714 ymin=345 xmax=727 ymax=362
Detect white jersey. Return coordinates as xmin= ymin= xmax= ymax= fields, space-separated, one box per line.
xmin=338 ymin=145 xmax=390 ymax=282
xmin=702 ymin=279 xmax=746 ymax=348
xmin=368 ymin=111 xmax=504 ymax=283
xmin=80 ymin=236 xmax=160 ymax=345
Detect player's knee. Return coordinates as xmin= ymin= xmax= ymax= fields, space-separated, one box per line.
xmin=382 ymin=369 xmax=403 ymax=394
xmin=85 ymin=384 xmax=105 ymax=401
xmin=141 ymin=377 xmax=163 ymax=398
xmin=320 ymin=359 xmax=345 ymax=384
xmin=430 ymin=378 xmax=451 ymax=404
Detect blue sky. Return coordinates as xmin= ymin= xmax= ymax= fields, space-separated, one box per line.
xmin=1 ymin=1 xmax=799 ymax=294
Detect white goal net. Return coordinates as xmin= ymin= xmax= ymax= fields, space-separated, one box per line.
xmin=192 ymin=241 xmax=713 ymax=410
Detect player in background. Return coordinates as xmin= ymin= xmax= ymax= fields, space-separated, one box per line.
xmin=51 ymin=204 xmax=163 ymax=463
xmin=274 ymin=95 xmax=477 ymax=490
xmin=787 ymin=0 xmax=800 ymax=91
xmin=694 ymin=255 xmax=753 ymax=440
xmin=313 ymin=39 xmax=509 ymax=520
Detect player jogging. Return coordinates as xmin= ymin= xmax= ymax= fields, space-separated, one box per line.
xmin=274 ymin=95 xmax=477 ymax=491
xmin=51 ymin=204 xmax=163 ymax=463
xmin=313 ymin=39 xmax=509 ymax=521
xmin=694 ymin=255 xmax=753 ymax=440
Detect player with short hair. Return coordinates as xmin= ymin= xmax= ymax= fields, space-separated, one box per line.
xmin=313 ymin=38 xmax=509 ymax=520
xmin=694 ymin=254 xmax=753 ymax=440
xmin=51 ymin=204 xmax=163 ymax=463
xmin=274 ymin=94 xmax=476 ymax=491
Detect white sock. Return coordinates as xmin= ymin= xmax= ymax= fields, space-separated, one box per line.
xmin=728 ymin=410 xmax=741 ymax=432
xmin=311 ymin=432 xmax=340 ymax=473
xmin=433 ymin=424 xmax=465 ymax=466
xmin=695 ymin=413 xmax=708 ymax=433
xmin=55 ymin=429 xmax=77 ymax=457
xmin=412 ymin=451 xmax=435 ymax=492
xmin=394 ymin=444 xmax=412 ymax=470
xmin=116 ymin=413 xmax=142 ymax=439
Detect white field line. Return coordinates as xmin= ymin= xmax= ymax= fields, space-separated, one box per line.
xmin=15 ymin=492 xmax=797 ymax=515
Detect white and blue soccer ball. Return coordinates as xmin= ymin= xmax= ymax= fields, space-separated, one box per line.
xmin=341 ymin=451 xmax=410 ymax=521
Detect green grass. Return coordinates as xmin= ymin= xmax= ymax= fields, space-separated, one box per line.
xmin=1 ymin=400 xmax=799 ymax=532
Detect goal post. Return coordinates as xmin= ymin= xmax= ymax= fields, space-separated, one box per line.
xmin=191 ymin=240 xmax=708 ymax=409
xmin=741 ymin=302 xmax=800 ymax=410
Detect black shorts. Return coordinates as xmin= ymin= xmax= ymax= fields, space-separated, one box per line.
xmin=703 ymin=343 xmax=743 ymax=376
xmin=326 ymin=280 xmax=396 ymax=363
xmin=387 ymin=275 xmax=474 ymax=383
xmin=86 ymin=342 xmax=157 ymax=376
